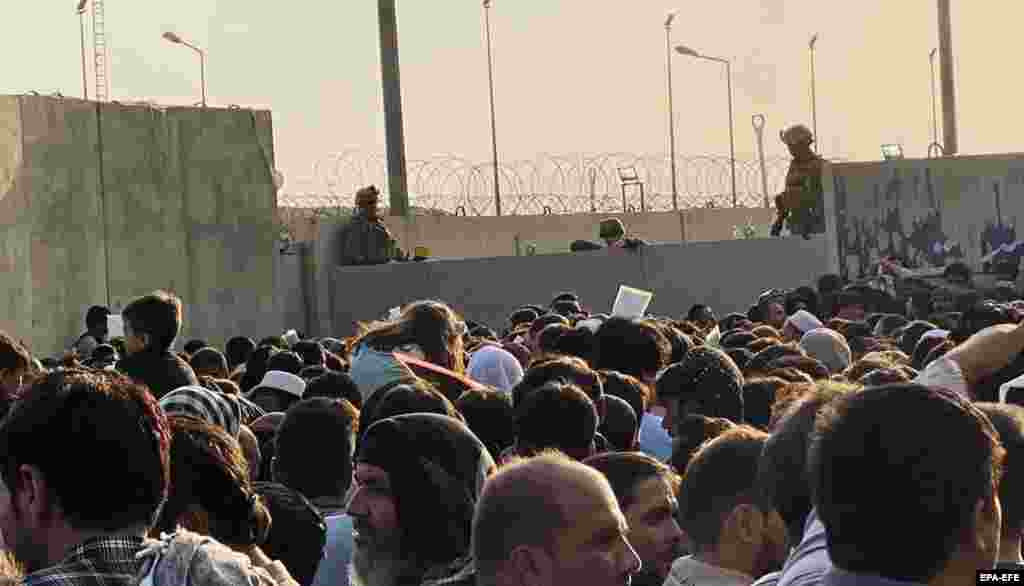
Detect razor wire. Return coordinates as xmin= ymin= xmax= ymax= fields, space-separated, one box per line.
xmin=280 ymin=151 xmax=793 ymax=215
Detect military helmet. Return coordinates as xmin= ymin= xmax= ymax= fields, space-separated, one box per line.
xmin=780 ymin=124 xmax=815 ymax=146
xmin=355 ymin=185 xmax=380 ymax=207
xmin=599 ymin=217 xmax=626 ymax=240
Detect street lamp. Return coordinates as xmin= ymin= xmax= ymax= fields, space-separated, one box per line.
xmin=675 ymin=44 xmax=737 ymax=208
xmin=664 ymin=10 xmax=679 ymax=211
xmin=77 ymin=0 xmax=89 ymax=100
xmin=809 ymin=33 xmax=818 ymax=150
xmin=162 ymin=31 xmax=207 ymax=107
xmin=482 ymin=0 xmax=502 ymax=216
xmin=928 ymin=48 xmax=940 ymax=151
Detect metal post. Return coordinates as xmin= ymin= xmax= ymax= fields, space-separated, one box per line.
xmin=79 ymin=10 xmax=89 ymax=100
xmin=725 ymin=60 xmax=737 ymax=208
xmin=809 ymin=35 xmax=818 ymax=151
xmin=937 ymin=0 xmax=958 ymax=155
xmin=199 ymin=50 xmax=207 ymax=107
xmin=929 ymin=48 xmax=939 ymax=150
xmin=378 ymin=0 xmax=410 ymax=216
xmin=753 ymin=114 xmax=769 ymax=209
xmin=665 ymin=23 xmax=679 ymax=211
xmin=483 ymin=1 xmax=502 ymax=216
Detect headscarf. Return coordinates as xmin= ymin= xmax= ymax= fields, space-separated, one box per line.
xmin=357 ymin=413 xmax=496 ymax=567
xmin=656 ymin=347 xmax=744 ymax=422
xmin=467 ymin=345 xmax=524 ymax=393
xmin=799 ymin=328 xmax=853 ymax=375
xmin=160 ymin=386 xmax=242 ymax=438
xmin=784 ymin=310 xmax=824 ymax=338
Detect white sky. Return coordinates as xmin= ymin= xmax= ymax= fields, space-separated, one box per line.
xmin=4 ymin=1 xmax=1021 ymax=189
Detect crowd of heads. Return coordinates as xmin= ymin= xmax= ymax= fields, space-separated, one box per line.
xmin=2 ymin=272 xmax=1024 ymax=585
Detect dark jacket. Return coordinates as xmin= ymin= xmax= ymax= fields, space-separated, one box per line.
xmin=117 ymin=349 xmax=198 ymax=399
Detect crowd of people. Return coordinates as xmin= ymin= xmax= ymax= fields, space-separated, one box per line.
xmin=2 ymin=267 xmax=1024 ymax=586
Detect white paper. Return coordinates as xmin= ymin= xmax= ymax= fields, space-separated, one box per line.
xmin=107 ymin=314 xmax=124 ymax=338
xmin=612 ymin=285 xmax=653 ymax=319
xmin=283 ymin=329 xmax=300 ymax=347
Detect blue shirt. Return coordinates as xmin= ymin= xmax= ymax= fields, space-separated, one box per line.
xmin=777 ymin=509 xmax=831 ymax=586
xmin=638 ymin=413 xmax=673 ymax=461
xmin=311 ymin=513 xmax=353 ymax=586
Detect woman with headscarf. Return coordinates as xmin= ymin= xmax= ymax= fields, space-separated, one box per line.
xmin=350 ymin=301 xmax=467 ymax=402
xmin=799 ymin=328 xmax=853 ymax=375
xmin=466 ymin=345 xmax=524 ymax=393
xmin=349 ymin=413 xmax=495 ymax=586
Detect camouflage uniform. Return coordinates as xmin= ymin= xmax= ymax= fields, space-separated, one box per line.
xmin=772 ymin=125 xmax=826 ymax=239
xmin=338 ymin=186 xmax=399 ymax=266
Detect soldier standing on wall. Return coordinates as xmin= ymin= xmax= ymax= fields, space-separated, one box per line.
xmin=339 ymin=185 xmax=402 ymax=266
xmin=771 ymin=124 xmax=826 ymax=239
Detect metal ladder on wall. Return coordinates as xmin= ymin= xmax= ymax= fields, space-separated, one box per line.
xmin=92 ymin=0 xmax=109 ymax=102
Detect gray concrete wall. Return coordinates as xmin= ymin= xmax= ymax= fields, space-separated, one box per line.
xmin=321 ymin=235 xmax=836 ymax=338
xmin=0 ymin=95 xmax=277 ymax=356
xmin=826 ymin=154 xmax=1024 ymax=279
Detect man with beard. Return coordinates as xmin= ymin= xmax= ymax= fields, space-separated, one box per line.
xmin=585 ymin=452 xmax=685 ymax=586
xmin=0 ymin=369 xmax=171 ymax=585
xmin=666 ymin=426 xmax=788 ymax=586
xmin=346 ymin=413 xmax=496 ymax=586
xmin=472 ymin=451 xmax=642 ymax=586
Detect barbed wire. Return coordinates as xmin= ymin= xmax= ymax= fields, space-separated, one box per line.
xmin=280 ymin=151 xmax=794 ymax=214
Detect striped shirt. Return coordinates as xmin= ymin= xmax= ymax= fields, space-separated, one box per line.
xmin=24 ymin=535 xmax=145 ymax=586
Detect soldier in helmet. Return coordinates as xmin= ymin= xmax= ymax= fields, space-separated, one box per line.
xmin=338 ymin=185 xmax=401 ymax=266
xmin=771 ymin=124 xmax=826 ymax=239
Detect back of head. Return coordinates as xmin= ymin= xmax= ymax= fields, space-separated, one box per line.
xmin=274 ymin=398 xmax=359 ymax=501
xmin=975 ymin=403 xmax=1024 ymax=537
xmin=85 ymin=305 xmax=111 ymax=330
xmin=516 ymin=382 xmax=599 ymax=460
xmin=183 ymin=339 xmax=208 ymax=356
xmin=757 ymin=384 xmax=851 ymax=543
xmin=679 ymin=426 xmax=770 ymax=552
xmin=810 ymin=384 xmax=1003 ymax=581
xmin=599 ymin=394 xmax=638 ymax=451
xmin=742 ymin=377 xmax=788 ymax=430
xmin=669 ymin=415 xmax=736 ymax=476
xmin=657 ymin=347 xmax=745 ymax=423
xmin=253 ymin=481 xmax=327 ymax=586
xmin=473 ymin=451 xmax=609 ymax=580
xmin=369 ymin=381 xmax=461 ymax=429
xmin=552 ymin=327 xmax=598 ymax=365
xmin=156 ymin=415 xmax=271 ymax=547
xmin=305 ymin=371 xmax=362 ymax=410
xmin=515 ymin=355 xmax=603 ymax=411
xmin=537 ymin=323 xmax=571 ymax=355
xmin=898 ymin=320 xmax=939 ymax=356
xmin=0 ymin=369 xmax=169 ymax=533
xmin=455 ymin=389 xmax=515 ymax=461
xmin=123 ymin=290 xmax=183 ymax=352
xmin=190 ymin=347 xmax=229 ymax=379
xmin=594 ymin=317 xmax=670 ymax=381
xmin=240 ymin=346 xmax=278 ymax=393
xmin=600 ymin=370 xmax=649 ymax=425
xmin=266 ymin=351 xmax=304 ymax=376
xmin=225 ymin=336 xmax=256 ymax=371
xmin=292 ymin=340 xmax=326 ymax=367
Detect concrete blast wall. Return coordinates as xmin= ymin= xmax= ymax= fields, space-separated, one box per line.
xmin=317 ymin=235 xmax=837 ymax=339
xmin=0 ymin=95 xmax=278 ymax=357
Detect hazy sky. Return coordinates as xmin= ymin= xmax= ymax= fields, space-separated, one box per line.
xmin=4 ymin=1 xmax=1021 ymax=192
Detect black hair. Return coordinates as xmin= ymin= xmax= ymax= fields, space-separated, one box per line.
xmin=516 ymin=382 xmax=598 ymax=461
xmin=593 ymin=317 xmax=670 ymax=380
xmin=225 ymin=336 xmax=256 ymax=371
xmin=85 ymin=306 xmax=111 ymax=330
xmin=266 ymin=351 xmax=304 ymax=376
xmin=274 ymin=398 xmax=359 ymax=500
xmin=455 ymin=389 xmax=515 ymax=462
xmin=292 ymin=340 xmax=326 ymax=367
xmin=810 ymin=385 xmax=1003 ymax=581
xmin=183 ymin=339 xmax=208 ymax=356
xmin=306 ymin=371 xmax=362 ymax=410
xmin=599 ymin=394 xmax=638 ymax=451
xmin=122 ymin=291 xmax=183 ymax=352
xmin=253 ymin=482 xmax=328 ymax=586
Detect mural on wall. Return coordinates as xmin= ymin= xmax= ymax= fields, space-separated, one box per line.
xmin=830 ymin=155 xmax=1024 ymax=280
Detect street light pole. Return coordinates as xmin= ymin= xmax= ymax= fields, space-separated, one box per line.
xmin=674 ymin=45 xmax=737 ymax=207
xmin=724 ymin=59 xmax=737 ymax=208
xmin=483 ymin=0 xmax=502 ymax=216
xmin=929 ymin=48 xmax=940 ymax=150
xmin=809 ymin=34 xmax=818 ymax=153
xmin=937 ymin=0 xmax=958 ymax=155
xmin=664 ymin=11 xmax=679 ymax=211
xmin=77 ymin=0 xmax=90 ymax=101
xmin=162 ymin=32 xmax=207 ymax=107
